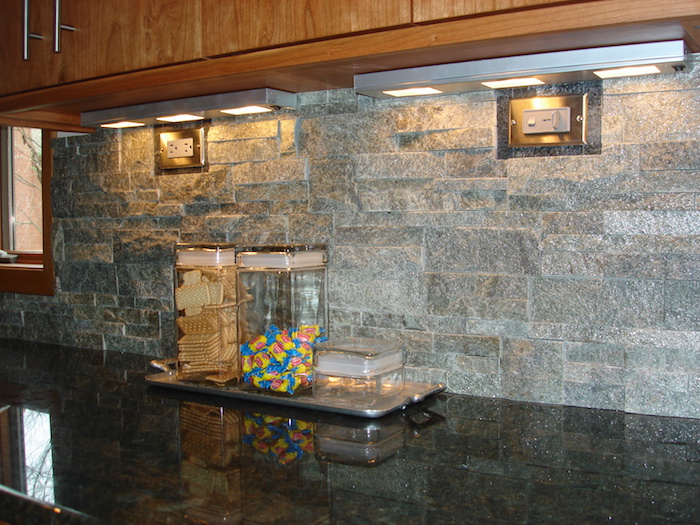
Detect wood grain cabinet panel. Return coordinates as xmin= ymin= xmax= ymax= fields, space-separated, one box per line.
xmin=0 ymin=0 xmax=60 ymax=95
xmin=412 ymin=0 xmax=583 ymax=22
xmin=0 ymin=0 xmax=203 ymax=97
xmin=202 ymin=0 xmax=412 ymax=57
xmin=56 ymin=0 xmax=202 ymax=85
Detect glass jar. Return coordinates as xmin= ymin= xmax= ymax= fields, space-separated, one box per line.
xmin=174 ymin=243 xmax=239 ymax=385
xmin=313 ymin=338 xmax=405 ymax=404
xmin=237 ymin=245 xmax=328 ymax=395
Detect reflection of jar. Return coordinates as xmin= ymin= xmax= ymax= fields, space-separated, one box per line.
xmin=179 ymin=402 xmax=243 ymax=524
xmin=237 ymin=245 xmax=328 ymax=395
xmin=174 ymin=244 xmax=239 ymax=385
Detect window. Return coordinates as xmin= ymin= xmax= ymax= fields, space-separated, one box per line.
xmin=0 ymin=406 xmax=56 ymax=504
xmin=0 ymin=126 xmax=54 ymax=295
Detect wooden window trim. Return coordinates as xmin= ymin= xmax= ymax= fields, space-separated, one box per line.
xmin=0 ymin=131 xmax=55 ymax=295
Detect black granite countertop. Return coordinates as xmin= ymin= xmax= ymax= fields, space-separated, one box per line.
xmin=0 ymin=338 xmax=698 ymax=525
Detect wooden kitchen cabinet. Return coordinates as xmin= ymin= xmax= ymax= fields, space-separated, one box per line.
xmin=0 ymin=0 xmax=60 ymax=95
xmin=1 ymin=0 xmax=699 ymax=132
xmin=202 ymin=0 xmax=413 ymax=57
xmin=412 ymin=0 xmax=588 ymax=22
xmin=0 ymin=0 xmax=202 ymax=97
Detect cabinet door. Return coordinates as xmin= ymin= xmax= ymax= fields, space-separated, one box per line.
xmin=203 ymin=0 xmax=412 ymax=57
xmin=56 ymin=0 xmax=202 ymax=85
xmin=412 ymin=0 xmax=573 ymax=22
xmin=0 ymin=0 xmax=59 ymax=95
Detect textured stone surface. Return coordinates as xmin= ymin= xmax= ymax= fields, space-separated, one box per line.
xmin=1 ymin=63 xmax=699 ymax=418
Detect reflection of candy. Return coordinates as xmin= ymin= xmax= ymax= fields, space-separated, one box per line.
xmin=242 ymin=412 xmax=314 ymax=464
xmin=241 ymin=324 xmax=326 ymax=394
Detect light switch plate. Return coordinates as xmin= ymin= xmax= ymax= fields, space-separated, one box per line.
xmin=159 ymin=128 xmax=205 ymax=169
xmin=509 ymin=94 xmax=587 ymax=147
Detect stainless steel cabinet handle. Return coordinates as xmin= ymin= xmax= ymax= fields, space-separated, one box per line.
xmin=53 ymin=0 xmax=75 ymax=53
xmin=23 ymin=0 xmax=44 ymax=61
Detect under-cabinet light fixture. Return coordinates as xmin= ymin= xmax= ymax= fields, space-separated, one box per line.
xmin=80 ymin=88 xmax=297 ymax=128
xmin=156 ymin=114 xmax=205 ymax=123
xmin=354 ymin=41 xmax=688 ymax=98
xmin=101 ymin=121 xmax=145 ymax=129
xmin=220 ymin=105 xmax=274 ymax=115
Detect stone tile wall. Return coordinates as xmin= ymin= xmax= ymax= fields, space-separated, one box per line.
xmin=0 ymin=61 xmax=698 ymax=418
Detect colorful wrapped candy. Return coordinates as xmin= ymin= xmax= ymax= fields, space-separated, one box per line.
xmin=240 ymin=324 xmax=327 ymax=394
xmin=243 ymin=412 xmax=314 ymax=464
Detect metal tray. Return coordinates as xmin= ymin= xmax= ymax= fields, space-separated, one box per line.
xmin=146 ymin=365 xmax=445 ymax=418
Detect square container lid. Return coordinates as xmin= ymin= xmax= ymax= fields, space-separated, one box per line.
xmin=176 ymin=243 xmax=237 ymax=266
xmin=237 ymin=244 xmax=326 ymax=269
xmin=314 ymin=337 xmax=404 ymax=376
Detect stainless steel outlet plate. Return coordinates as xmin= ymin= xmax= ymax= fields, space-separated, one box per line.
xmin=509 ymin=94 xmax=587 ymax=147
xmin=159 ymin=128 xmax=205 ymax=169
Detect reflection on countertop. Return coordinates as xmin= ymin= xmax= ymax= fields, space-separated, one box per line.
xmin=0 ymin=338 xmax=698 ymax=524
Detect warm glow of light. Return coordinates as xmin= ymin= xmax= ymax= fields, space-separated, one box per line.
xmin=220 ymin=105 xmax=274 ymax=115
xmin=594 ymin=65 xmax=661 ymax=79
xmin=481 ymin=77 xmax=545 ymax=89
xmin=101 ymin=121 xmax=145 ymax=128
xmin=382 ymin=87 xmax=443 ymax=97
xmin=156 ymin=114 xmax=205 ymax=123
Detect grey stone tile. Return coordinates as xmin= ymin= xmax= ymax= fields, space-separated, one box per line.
xmin=603 ymin=211 xmax=700 ymax=235
xmin=354 ymin=151 xmax=445 ymax=179
xmin=329 ymin=269 xmax=425 ymax=315
xmin=231 ymin=158 xmax=306 ymax=184
xmin=332 ymin=245 xmax=422 ymax=271
xmin=665 ymin=280 xmax=700 ymax=331
xmin=426 ymin=227 xmax=539 ymax=275
xmin=235 ymin=181 xmax=308 ymax=202
xmin=563 ymin=381 xmax=625 ymax=411
xmin=501 ymin=338 xmax=564 ymax=405
xmin=396 ymin=128 xmax=492 ymax=151
xmin=531 ymin=277 xmax=664 ymax=328
xmin=208 ymin=137 xmax=279 ymax=164
xmin=625 ymin=370 xmax=698 ymax=418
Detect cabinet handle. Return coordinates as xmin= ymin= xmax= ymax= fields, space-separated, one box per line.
xmin=23 ymin=0 xmax=44 ymax=61
xmin=53 ymin=0 xmax=75 ymax=53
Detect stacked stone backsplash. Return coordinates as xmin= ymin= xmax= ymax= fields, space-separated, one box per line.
xmin=1 ymin=61 xmax=699 ymax=419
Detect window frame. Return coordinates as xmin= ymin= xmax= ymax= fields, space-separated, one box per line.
xmin=0 ymin=129 xmax=55 ymax=295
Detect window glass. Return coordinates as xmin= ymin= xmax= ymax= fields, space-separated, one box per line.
xmin=0 ymin=126 xmax=54 ymax=296
xmin=2 ymin=127 xmax=43 ymax=252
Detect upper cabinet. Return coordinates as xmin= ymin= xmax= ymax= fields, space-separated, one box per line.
xmin=1 ymin=0 xmax=699 ymax=131
xmin=0 ymin=0 xmax=202 ymax=97
xmin=56 ymin=0 xmax=202 ymax=84
xmin=0 ymin=0 xmax=60 ymax=95
xmin=202 ymin=0 xmax=412 ymax=57
xmin=412 ymin=0 xmax=575 ymax=22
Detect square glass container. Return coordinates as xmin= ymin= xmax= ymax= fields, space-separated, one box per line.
xmin=237 ymin=245 xmax=328 ymax=396
xmin=313 ymin=338 xmax=405 ymax=402
xmin=174 ymin=243 xmax=239 ymax=385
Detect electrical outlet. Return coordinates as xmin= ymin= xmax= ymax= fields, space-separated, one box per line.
xmin=166 ymin=137 xmax=194 ymax=158
xmin=159 ymin=128 xmax=205 ymax=169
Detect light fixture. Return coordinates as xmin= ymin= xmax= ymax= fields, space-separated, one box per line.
xmin=593 ymin=65 xmax=661 ymax=79
xmin=220 ymin=105 xmax=274 ymax=115
xmin=80 ymin=88 xmax=297 ymax=128
xmin=383 ymin=87 xmax=443 ymax=97
xmin=481 ymin=78 xmax=545 ymax=89
xmin=354 ymin=41 xmax=687 ymax=98
xmin=100 ymin=121 xmax=145 ymax=129
xmin=156 ymin=114 xmax=205 ymax=123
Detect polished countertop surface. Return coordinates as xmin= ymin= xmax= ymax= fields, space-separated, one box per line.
xmin=0 ymin=338 xmax=698 ymax=525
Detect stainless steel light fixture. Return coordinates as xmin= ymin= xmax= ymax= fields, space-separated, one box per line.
xmin=81 ymin=88 xmax=297 ymax=128
xmin=354 ymin=41 xmax=688 ymax=98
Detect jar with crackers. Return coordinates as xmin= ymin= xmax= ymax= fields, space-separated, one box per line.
xmin=237 ymin=245 xmax=328 ymax=395
xmin=174 ymin=243 xmax=239 ymax=385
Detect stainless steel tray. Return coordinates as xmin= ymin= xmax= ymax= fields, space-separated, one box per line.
xmin=145 ymin=366 xmax=445 ymax=418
